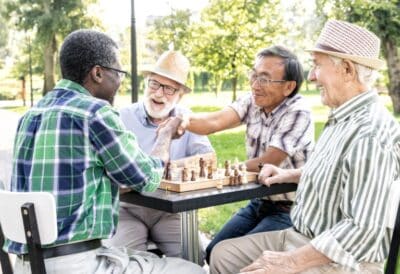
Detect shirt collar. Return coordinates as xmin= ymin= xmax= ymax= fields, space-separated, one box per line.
xmin=260 ymin=94 xmax=301 ymax=117
xmin=55 ymin=79 xmax=92 ymax=96
xmin=329 ymin=90 xmax=379 ymax=125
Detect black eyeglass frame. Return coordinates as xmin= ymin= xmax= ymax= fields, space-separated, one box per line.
xmin=98 ymin=65 xmax=128 ymax=79
xmin=147 ymin=79 xmax=180 ymax=96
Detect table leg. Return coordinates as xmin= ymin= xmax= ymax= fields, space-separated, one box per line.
xmin=181 ymin=210 xmax=201 ymax=264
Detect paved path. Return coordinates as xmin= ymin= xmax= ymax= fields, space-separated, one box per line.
xmin=0 ymin=109 xmax=21 ymax=190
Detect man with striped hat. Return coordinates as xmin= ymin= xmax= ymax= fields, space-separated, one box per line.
xmin=210 ymin=20 xmax=400 ymax=274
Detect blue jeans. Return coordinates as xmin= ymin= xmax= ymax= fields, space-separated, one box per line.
xmin=205 ymin=198 xmax=293 ymax=263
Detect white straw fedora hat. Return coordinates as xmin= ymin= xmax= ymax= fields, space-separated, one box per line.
xmin=307 ymin=20 xmax=385 ymax=70
xmin=141 ymin=50 xmax=191 ymax=93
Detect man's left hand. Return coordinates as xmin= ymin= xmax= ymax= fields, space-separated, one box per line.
xmin=239 ymin=251 xmax=298 ymax=274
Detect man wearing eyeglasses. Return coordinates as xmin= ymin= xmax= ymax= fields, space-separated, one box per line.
xmin=105 ymin=51 xmax=214 ymax=259
xmin=6 ymin=30 xmax=205 ymax=274
xmin=176 ymin=45 xmax=314 ymax=263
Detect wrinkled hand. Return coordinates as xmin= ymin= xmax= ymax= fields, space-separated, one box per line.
xmin=157 ymin=115 xmax=188 ymax=139
xmin=258 ymin=164 xmax=288 ymax=186
xmin=239 ymin=251 xmax=298 ymax=274
xmin=157 ymin=116 xmax=183 ymax=139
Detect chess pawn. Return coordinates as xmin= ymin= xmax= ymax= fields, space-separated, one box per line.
xmin=191 ymin=170 xmax=196 ymax=181
xmin=233 ymin=168 xmax=239 ymax=185
xmin=182 ymin=167 xmax=189 ymax=182
xmin=224 ymin=160 xmax=230 ymax=176
xmin=238 ymin=174 xmax=243 ymax=185
xmin=207 ymin=164 xmax=213 ymax=179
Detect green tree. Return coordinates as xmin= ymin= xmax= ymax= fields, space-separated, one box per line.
xmin=3 ymin=0 xmax=100 ymax=95
xmin=147 ymin=9 xmax=192 ymax=56
xmin=317 ymin=0 xmax=400 ymax=113
xmin=190 ymin=0 xmax=286 ymax=101
xmin=0 ymin=0 xmax=9 ymax=68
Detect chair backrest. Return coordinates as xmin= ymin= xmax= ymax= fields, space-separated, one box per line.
xmin=0 ymin=190 xmax=57 ymax=245
xmin=386 ymin=180 xmax=400 ymax=274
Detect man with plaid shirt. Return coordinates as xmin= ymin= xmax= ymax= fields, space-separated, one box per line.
xmin=4 ymin=29 xmax=204 ymax=274
xmin=178 ymin=45 xmax=314 ymax=263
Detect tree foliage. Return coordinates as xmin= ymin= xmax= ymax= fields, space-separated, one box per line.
xmin=0 ymin=0 xmax=9 ymax=68
xmin=190 ymin=0 xmax=286 ymax=101
xmin=317 ymin=0 xmax=400 ymax=113
xmin=3 ymin=0 xmax=101 ymax=94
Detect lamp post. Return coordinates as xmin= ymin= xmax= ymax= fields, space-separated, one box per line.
xmin=131 ymin=0 xmax=138 ymax=103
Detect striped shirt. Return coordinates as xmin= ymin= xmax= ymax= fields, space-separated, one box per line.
xmin=5 ymin=79 xmax=164 ymax=254
xmin=291 ymin=91 xmax=400 ymax=270
xmin=230 ymin=93 xmax=314 ymax=201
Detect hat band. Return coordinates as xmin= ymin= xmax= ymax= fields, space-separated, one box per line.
xmin=315 ymin=43 xmax=346 ymax=54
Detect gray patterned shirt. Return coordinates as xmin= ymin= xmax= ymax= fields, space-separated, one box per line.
xmin=291 ymin=91 xmax=400 ymax=270
xmin=230 ymin=92 xmax=314 ymax=201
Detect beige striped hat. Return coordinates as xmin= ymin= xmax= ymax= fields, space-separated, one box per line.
xmin=307 ymin=20 xmax=385 ymax=69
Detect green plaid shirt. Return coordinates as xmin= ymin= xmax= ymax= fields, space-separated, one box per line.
xmin=5 ymin=79 xmax=163 ymax=254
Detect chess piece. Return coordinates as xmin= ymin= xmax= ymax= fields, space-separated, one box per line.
xmin=238 ymin=174 xmax=243 ymax=185
xmin=229 ymin=175 xmax=234 ymax=186
xmin=165 ymin=162 xmax=172 ymax=180
xmin=199 ymin=158 xmax=206 ymax=178
xmin=207 ymin=164 xmax=213 ymax=179
xmin=182 ymin=167 xmax=189 ymax=182
xmin=233 ymin=168 xmax=239 ymax=185
xmin=239 ymin=164 xmax=245 ymax=172
xmin=191 ymin=170 xmax=196 ymax=181
xmin=224 ymin=160 xmax=230 ymax=176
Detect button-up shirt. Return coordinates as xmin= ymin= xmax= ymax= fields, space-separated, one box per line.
xmin=291 ymin=91 xmax=400 ymax=270
xmin=5 ymin=79 xmax=164 ymax=254
xmin=230 ymin=93 xmax=314 ymax=201
xmin=119 ymin=102 xmax=214 ymax=159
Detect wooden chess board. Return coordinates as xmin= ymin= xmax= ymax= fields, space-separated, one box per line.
xmin=159 ymin=170 xmax=258 ymax=192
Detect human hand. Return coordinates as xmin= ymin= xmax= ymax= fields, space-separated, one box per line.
xmin=239 ymin=250 xmax=298 ymax=274
xmin=157 ymin=116 xmax=183 ymax=139
xmin=258 ymin=164 xmax=300 ymax=186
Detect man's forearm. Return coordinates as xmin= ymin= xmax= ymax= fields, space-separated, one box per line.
xmin=150 ymin=130 xmax=173 ymax=164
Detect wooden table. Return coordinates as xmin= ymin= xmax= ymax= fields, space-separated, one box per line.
xmin=120 ymin=182 xmax=297 ymax=264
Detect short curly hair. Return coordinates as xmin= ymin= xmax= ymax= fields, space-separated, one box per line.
xmin=60 ymin=29 xmax=118 ymax=85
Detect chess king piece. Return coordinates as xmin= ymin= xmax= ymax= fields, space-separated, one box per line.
xmin=199 ymin=157 xmax=206 ymax=177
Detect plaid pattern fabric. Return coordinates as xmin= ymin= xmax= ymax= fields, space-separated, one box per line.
xmin=230 ymin=93 xmax=314 ymax=201
xmin=5 ymin=79 xmax=163 ymax=254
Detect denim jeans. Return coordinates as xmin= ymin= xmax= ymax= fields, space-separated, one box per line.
xmin=205 ymin=198 xmax=292 ymax=263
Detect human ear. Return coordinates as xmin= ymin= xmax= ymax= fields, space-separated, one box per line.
xmin=342 ymin=59 xmax=357 ymax=81
xmin=89 ymin=66 xmax=103 ymax=84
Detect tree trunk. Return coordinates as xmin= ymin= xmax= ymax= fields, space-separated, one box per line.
xmin=42 ymin=35 xmax=57 ymax=95
xmin=231 ymin=76 xmax=237 ymax=102
xmin=383 ymin=38 xmax=400 ymax=113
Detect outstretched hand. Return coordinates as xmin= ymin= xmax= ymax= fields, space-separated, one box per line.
xmin=157 ymin=115 xmax=189 ymax=139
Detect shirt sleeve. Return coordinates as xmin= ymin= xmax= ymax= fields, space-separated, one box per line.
xmin=89 ymin=106 xmax=163 ymax=192
xmin=310 ymin=136 xmax=394 ymax=270
xmin=229 ymin=93 xmax=252 ymax=123
xmin=269 ymin=110 xmax=313 ymax=156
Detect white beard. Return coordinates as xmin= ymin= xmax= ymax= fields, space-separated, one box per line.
xmin=144 ymin=93 xmax=179 ymax=119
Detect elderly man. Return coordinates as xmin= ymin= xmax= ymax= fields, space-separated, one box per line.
xmin=106 ymin=50 xmax=213 ymax=257
xmin=178 ymin=45 xmax=314 ymax=263
xmin=4 ymin=29 xmax=204 ymax=274
xmin=210 ymin=20 xmax=400 ymax=274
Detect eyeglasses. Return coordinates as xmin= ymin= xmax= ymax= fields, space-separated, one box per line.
xmin=99 ymin=65 xmax=128 ymax=80
xmin=147 ymin=79 xmax=180 ymax=96
xmin=248 ymin=70 xmax=287 ymax=87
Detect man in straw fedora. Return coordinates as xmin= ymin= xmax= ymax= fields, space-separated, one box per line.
xmin=175 ymin=45 xmax=314 ymax=264
xmin=105 ymin=50 xmax=213 ymax=258
xmin=209 ymin=20 xmax=400 ymax=274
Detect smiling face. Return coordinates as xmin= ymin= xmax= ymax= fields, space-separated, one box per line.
xmin=250 ymin=56 xmax=295 ymax=113
xmin=308 ymin=52 xmax=346 ymax=108
xmin=143 ymin=73 xmax=182 ymax=122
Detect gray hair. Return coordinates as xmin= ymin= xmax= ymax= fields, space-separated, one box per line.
xmin=60 ymin=29 xmax=119 ymax=85
xmin=329 ymin=56 xmax=378 ymax=89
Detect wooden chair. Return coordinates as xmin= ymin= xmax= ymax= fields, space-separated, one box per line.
xmin=386 ymin=180 xmax=400 ymax=274
xmin=0 ymin=190 xmax=57 ymax=274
